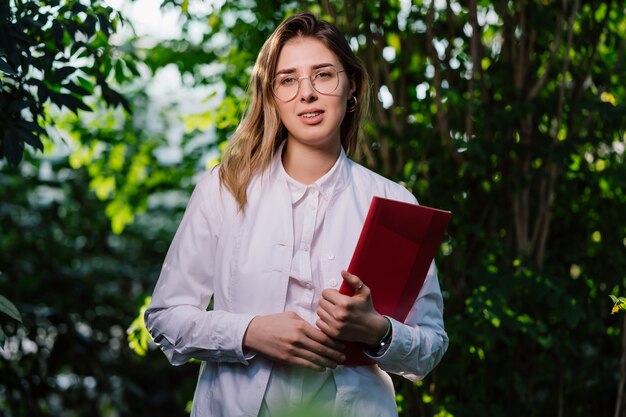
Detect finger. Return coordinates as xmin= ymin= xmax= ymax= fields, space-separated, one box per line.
xmin=306 ymin=326 xmax=345 ymax=351
xmin=293 ymin=339 xmax=344 ymax=368
xmin=279 ymin=328 xmax=341 ymax=370
xmin=321 ymin=288 xmax=341 ymax=303
xmin=318 ymin=298 xmax=350 ymax=325
xmin=341 ymin=270 xmax=366 ymax=292
xmin=318 ymin=297 xmax=338 ymax=314
xmin=288 ymin=355 xmax=327 ymax=372
xmin=316 ymin=307 xmax=340 ymax=336
xmin=316 ymin=317 xmax=342 ymax=341
xmin=296 ymin=350 xmax=339 ymax=370
xmin=321 ymin=288 xmax=349 ymax=306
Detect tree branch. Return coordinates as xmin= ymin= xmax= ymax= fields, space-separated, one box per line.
xmin=444 ymin=0 xmax=455 ymax=83
xmin=364 ymin=28 xmax=392 ymax=175
xmin=514 ymin=0 xmax=527 ymax=89
xmin=320 ymin=0 xmax=335 ymax=20
xmin=465 ymin=0 xmax=482 ymax=143
xmin=614 ymin=311 xmax=626 ymax=417
xmin=571 ymin=0 xmax=612 ymax=100
xmin=533 ymin=162 xmax=557 ymax=266
xmin=554 ymin=0 xmax=579 ymax=130
xmin=527 ymin=3 xmax=564 ymax=99
xmin=426 ymin=2 xmax=463 ymax=166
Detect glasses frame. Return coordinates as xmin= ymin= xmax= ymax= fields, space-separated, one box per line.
xmin=271 ymin=67 xmax=348 ymax=102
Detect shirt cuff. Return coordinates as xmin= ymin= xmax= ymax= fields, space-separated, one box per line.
xmin=241 ymin=315 xmax=259 ymax=362
xmin=364 ymin=317 xmax=405 ymax=362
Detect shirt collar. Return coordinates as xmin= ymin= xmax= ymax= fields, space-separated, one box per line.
xmin=273 ymin=142 xmax=349 ymax=205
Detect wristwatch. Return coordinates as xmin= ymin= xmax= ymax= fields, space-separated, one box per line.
xmin=366 ymin=317 xmax=393 ymax=357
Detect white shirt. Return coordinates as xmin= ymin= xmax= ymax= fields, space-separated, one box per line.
xmin=145 ymin=147 xmax=449 ymax=417
xmin=259 ymin=152 xmax=341 ymax=416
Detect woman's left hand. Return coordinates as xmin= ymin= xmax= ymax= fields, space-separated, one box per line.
xmin=316 ymin=270 xmax=388 ymax=345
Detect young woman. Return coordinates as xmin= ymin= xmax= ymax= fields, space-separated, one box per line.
xmin=145 ymin=12 xmax=448 ymax=417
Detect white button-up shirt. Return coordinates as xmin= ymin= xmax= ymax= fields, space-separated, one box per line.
xmin=259 ymin=150 xmax=342 ymax=416
xmin=145 ymin=147 xmax=448 ymax=417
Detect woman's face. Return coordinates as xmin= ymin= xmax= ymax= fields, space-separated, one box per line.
xmin=273 ymin=36 xmax=355 ymax=153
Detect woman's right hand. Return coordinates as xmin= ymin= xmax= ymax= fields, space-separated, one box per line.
xmin=242 ymin=311 xmax=346 ymax=371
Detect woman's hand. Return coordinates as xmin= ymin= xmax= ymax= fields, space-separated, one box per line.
xmin=242 ymin=311 xmax=346 ymax=372
xmin=316 ymin=270 xmax=388 ymax=345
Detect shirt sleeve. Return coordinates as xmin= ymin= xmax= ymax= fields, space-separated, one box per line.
xmin=365 ymin=262 xmax=449 ymax=381
xmin=144 ymin=171 xmax=256 ymax=366
xmin=363 ymin=184 xmax=449 ymax=380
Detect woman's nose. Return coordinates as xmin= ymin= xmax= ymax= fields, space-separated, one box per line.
xmin=299 ymin=77 xmax=318 ymax=102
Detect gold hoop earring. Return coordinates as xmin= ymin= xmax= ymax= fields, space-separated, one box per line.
xmin=346 ymin=96 xmax=357 ymax=113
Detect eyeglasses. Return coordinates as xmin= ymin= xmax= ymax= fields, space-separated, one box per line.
xmin=271 ymin=67 xmax=347 ymax=102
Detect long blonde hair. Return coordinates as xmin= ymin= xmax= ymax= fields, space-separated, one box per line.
xmin=219 ymin=12 xmax=370 ymax=210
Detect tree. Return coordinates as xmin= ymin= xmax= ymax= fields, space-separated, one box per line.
xmin=0 ymin=0 xmax=136 ymax=361
xmin=0 ymin=152 xmax=197 ymax=415
xmin=0 ymin=0 xmax=130 ymax=165
xmin=160 ymin=1 xmax=626 ymax=415
xmin=2 ymin=0 xmax=626 ymax=416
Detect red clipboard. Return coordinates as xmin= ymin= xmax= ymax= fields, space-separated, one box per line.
xmin=338 ymin=196 xmax=452 ymax=366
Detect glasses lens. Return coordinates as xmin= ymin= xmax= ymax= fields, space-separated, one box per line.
xmin=272 ymin=67 xmax=341 ymax=101
xmin=312 ymin=67 xmax=339 ymax=95
xmin=272 ymin=74 xmax=299 ymax=101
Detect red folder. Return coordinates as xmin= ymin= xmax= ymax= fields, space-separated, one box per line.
xmin=338 ymin=196 xmax=452 ymax=365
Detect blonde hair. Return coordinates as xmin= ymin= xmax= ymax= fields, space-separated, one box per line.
xmin=219 ymin=12 xmax=370 ymax=210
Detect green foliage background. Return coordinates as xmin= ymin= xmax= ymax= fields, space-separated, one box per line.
xmin=1 ymin=0 xmax=626 ymax=416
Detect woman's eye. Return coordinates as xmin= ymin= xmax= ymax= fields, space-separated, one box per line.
xmin=315 ymin=71 xmax=333 ymax=80
xmin=280 ymin=76 xmax=297 ymax=86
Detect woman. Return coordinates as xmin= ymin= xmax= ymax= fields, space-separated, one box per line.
xmin=145 ymin=12 xmax=448 ymax=417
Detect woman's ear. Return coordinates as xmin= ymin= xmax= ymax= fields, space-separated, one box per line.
xmin=349 ymin=78 xmax=357 ymax=97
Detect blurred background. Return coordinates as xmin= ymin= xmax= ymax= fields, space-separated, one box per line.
xmin=1 ymin=0 xmax=625 ymax=416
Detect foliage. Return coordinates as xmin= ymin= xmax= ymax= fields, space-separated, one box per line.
xmin=1 ymin=0 xmax=626 ymax=416
xmin=127 ymin=295 xmax=153 ymax=356
xmin=0 ymin=293 xmax=22 ymax=346
xmin=152 ymin=1 xmax=626 ymax=416
xmin=0 ymin=0 xmax=131 ymax=165
xmin=0 ymin=152 xmax=197 ymax=416
xmin=611 ymin=295 xmax=626 ymax=315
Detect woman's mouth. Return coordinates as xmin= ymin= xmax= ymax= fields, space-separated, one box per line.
xmin=298 ymin=109 xmax=325 ymax=124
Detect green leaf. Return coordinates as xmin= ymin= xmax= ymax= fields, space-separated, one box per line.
xmin=72 ymin=3 xmax=88 ymax=14
xmin=0 ymin=56 xmax=16 ymax=75
xmin=114 ymin=59 xmax=125 ymax=84
xmin=3 ymin=130 xmax=23 ymax=164
xmin=7 ymin=98 xmax=29 ymax=112
xmin=7 ymin=126 xmax=43 ymax=152
xmin=83 ymin=15 xmax=98 ymax=38
xmin=127 ymin=295 xmax=153 ymax=356
xmin=76 ymin=76 xmax=95 ymax=94
xmin=17 ymin=120 xmax=46 ymax=135
xmin=53 ymin=66 xmax=78 ymax=82
xmin=0 ymin=294 xmax=22 ymax=323
xmin=49 ymin=91 xmax=92 ymax=114
xmin=97 ymin=12 xmax=113 ymax=36
xmin=52 ymin=21 xmax=64 ymax=46
xmin=62 ymin=81 xmax=90 ymax=96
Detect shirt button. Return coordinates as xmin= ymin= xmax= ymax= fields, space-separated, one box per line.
xmin=309 ymin=205 xmax=316 ymax=211
xmin=303 ymin=244 xmax=310 ymax=251
xmin=327 ymin=253 xmax=335 ymax=260
xmin=329 ymin=278 xmax=338 ymax=287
